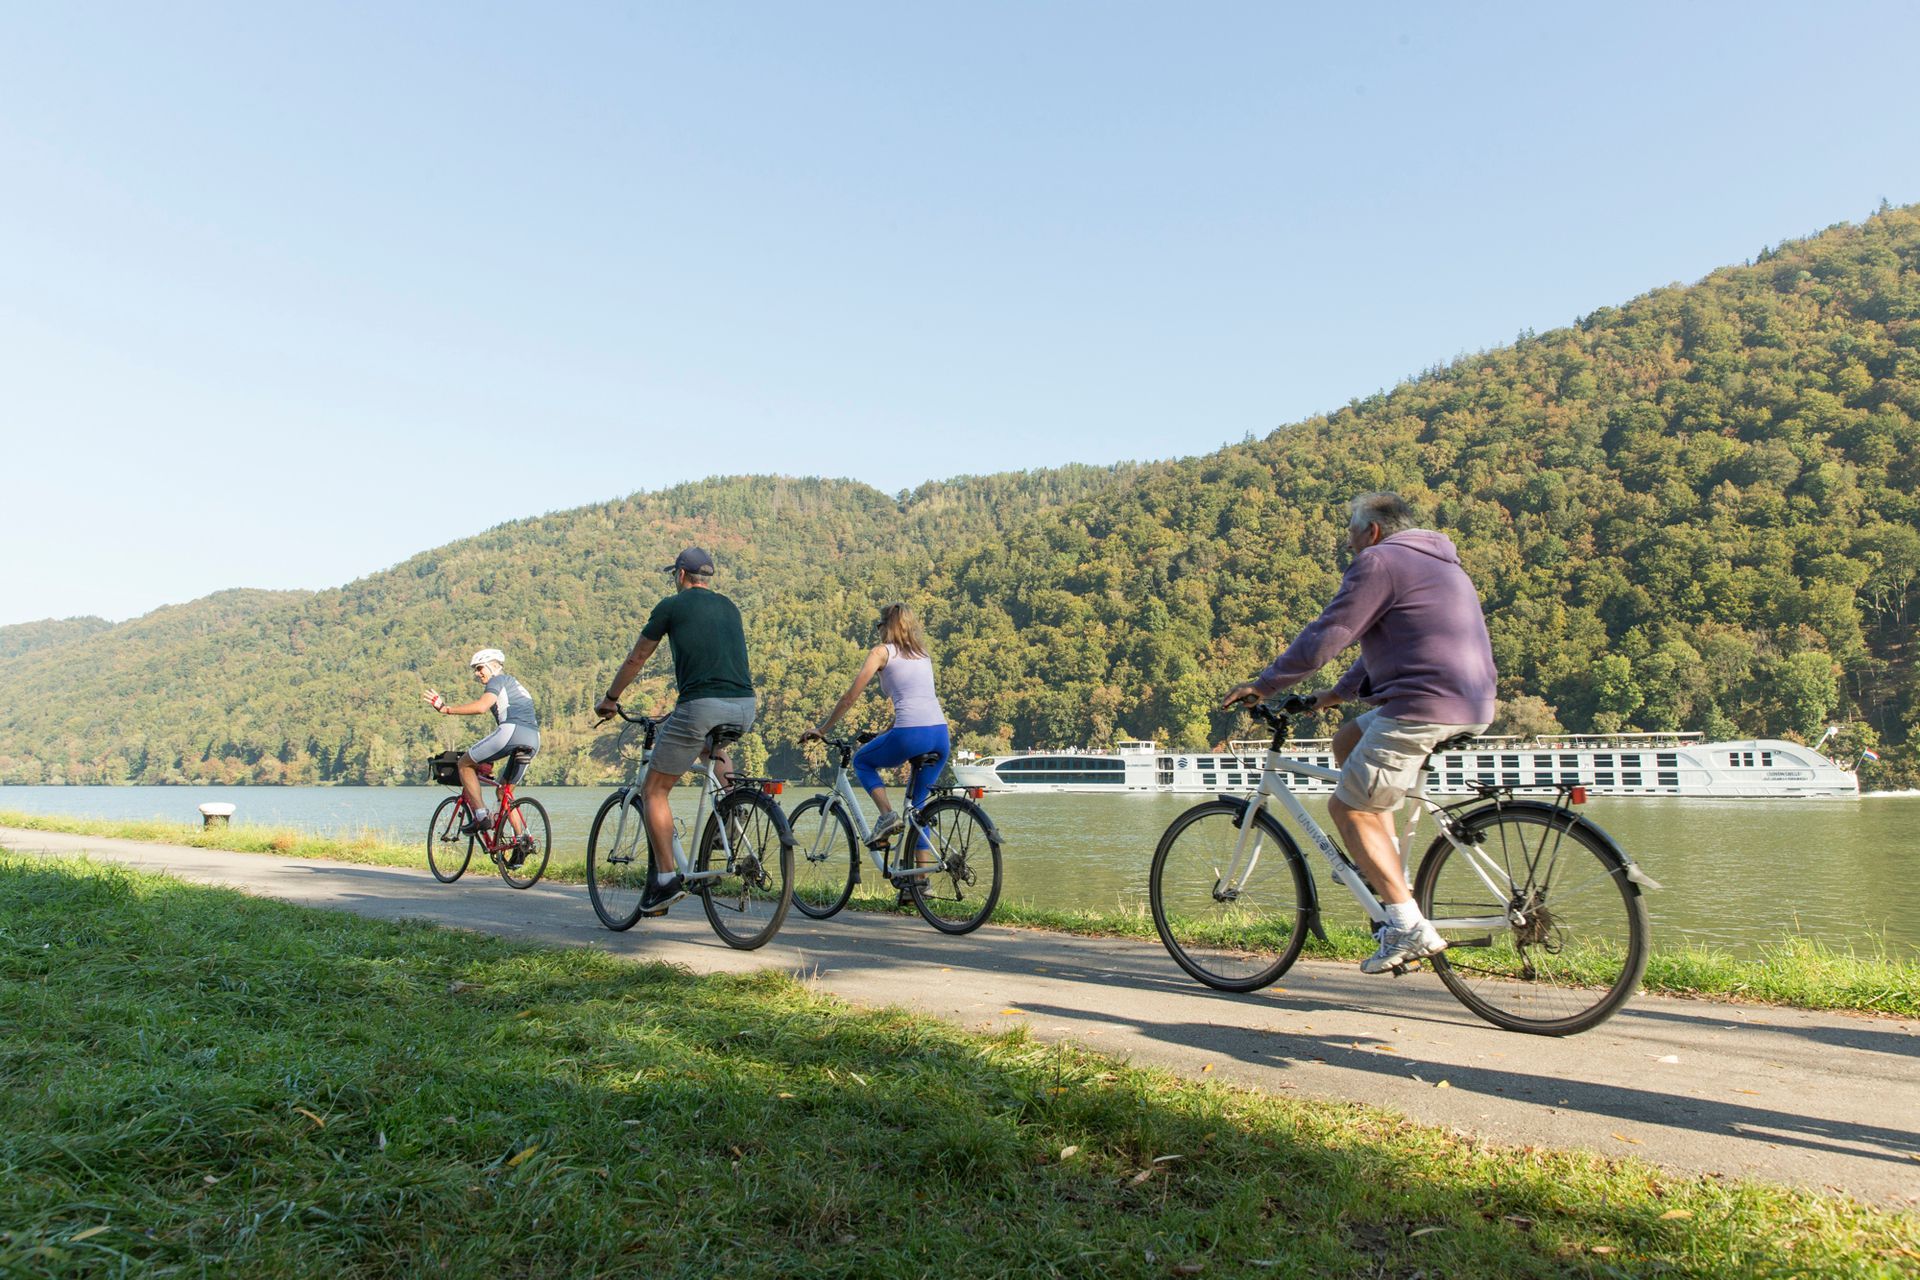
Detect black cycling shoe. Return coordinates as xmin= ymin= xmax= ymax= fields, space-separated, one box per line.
xmin=505 ymin=837 xmax=532 ymax=869
xmin=639 ymin=874 xmax=685 ymax=916
xmin=459 ymin=813 xmax=491 ymax=836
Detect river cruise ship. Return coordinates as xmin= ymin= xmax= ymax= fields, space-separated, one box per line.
xmin=950 ymin=733 xmax=1860 ymax=798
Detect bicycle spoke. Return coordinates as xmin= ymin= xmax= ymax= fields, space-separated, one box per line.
xmin=908 ymin=798 xmax=1001 ymax=934
xmin=1419 ymin=808 xmax=1649 ymax=1035
xmin=1150 ymin=803 xmax=1308 ymax=992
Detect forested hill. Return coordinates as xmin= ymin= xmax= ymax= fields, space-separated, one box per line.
xmin=0 ymin=616 xmax=112 ymax=660
xmin=5 ymin=207 xmax=1918 ymax=786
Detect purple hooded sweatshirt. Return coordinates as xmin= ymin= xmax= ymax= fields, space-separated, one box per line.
xmin=1251 ymin=529 xmax=1496 ymax=725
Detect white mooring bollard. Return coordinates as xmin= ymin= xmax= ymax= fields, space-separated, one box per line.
xmin=198 ymin=803 xmax=236 ymax=829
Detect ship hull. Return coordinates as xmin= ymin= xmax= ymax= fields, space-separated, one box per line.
xmin=951 ymin=737 xmax=1858 ymax=799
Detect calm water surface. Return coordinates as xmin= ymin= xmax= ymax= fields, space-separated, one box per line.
xmin=4 ymin=785 xmax=1915 ymax=957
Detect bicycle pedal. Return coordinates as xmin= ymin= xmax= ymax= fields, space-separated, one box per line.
xmin=1390 ymin=962 xmax=1411 ymax=977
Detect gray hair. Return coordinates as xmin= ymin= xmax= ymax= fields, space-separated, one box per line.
xmin=1348 ymin=491 xmax=1419 ymax=536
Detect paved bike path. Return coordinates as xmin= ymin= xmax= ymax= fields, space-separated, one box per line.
xmin=7 ymin=826 xmax=1916 ymax=1210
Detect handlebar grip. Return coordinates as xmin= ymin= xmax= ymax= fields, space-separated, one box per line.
xmin=1279 ymin=694 xmax=1317 ymax=716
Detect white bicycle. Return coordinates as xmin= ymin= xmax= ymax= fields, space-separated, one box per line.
xmin=586 ymin=705 xmax=794 ymax=949
xmin=1149 ymin=698 xmax=1659 ymax=1035
xmin=788 ymin=733 xmax=1003 ymax=935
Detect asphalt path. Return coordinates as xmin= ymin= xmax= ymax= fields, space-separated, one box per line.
xmin=6 ymin=825 xmax=1916 ymax=1210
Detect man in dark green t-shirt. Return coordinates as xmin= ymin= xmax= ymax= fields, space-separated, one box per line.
xmin=596 ymin=547 xmax=758 ymax=913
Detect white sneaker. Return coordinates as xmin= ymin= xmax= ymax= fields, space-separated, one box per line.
xmin=1360 ymin=919 xmax=1448 ymax=974
xmin=865 ymin=811 xmax=903 ymax=848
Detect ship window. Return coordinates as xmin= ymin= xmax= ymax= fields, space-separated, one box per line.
xmin=1202 ymin=773 xmax=1217 ymax=786
xmin=1658 ymin=772 xmax=1678 ymax=787
xmin=1596 ymin=773 xmax=1615 ymax=786
xmin=1501 ymin=755 xmax=1521 ymax=768
xmin=1503 ymin=772 xmax=1521 ymax=785
xmin=1446 ymin=773 xmax=1463 ymax=787
xmin=998 ymin=757 xmax=1125 ymax=778
xmin=1594 ymin=754 xmax=1613 ymax=768
xmin=1157 ymin=758 xmax=1173 ymax=770
xmin=1156 ymin=771 xmax=1173 ymax=785
xmin=1531 ymin=754 xmax=1552 ymax=770
xmin=1561 ymin=754 xmax=1579 ymax=768
xmin=1226 ymin=774 xmax=1242 ymax=786
xmin=1657 ymin=753 xmax=1677 ymax=768
xmin=1761 ymin=752 xmax=1774 ymax=767
xmin=1623 ymin=772 xmax=1643 ymax=786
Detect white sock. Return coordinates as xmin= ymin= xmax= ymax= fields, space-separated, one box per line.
xmin=471 ymin=808 xmax=489 ymax=825
xmin=654 ymin=870 xmax=677 ymax=888
xmin=1384 ymin=900 xmax=1422 ymax=930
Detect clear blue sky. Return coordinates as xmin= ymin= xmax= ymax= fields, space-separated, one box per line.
xmin=5 ymin=3 xmax=1917 ymax=626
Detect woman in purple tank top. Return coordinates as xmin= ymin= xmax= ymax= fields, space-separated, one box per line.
xmin=802 ymin=603 xmax=952 ymax=881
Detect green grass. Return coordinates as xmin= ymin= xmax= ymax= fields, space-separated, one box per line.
xmin=9 ymin=808 xmax=1920 ymax=1018
xmin=0 ymin=808 xmax=425 ymax=872
xmin=2 ymin=852 xmax=1914 ymax=1278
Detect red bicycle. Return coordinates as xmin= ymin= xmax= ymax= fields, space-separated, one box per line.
xmin=425 ymin=748 xmax=551 ymax=888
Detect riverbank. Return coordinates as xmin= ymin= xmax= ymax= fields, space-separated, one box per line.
xmin=6 ymin=852 xmax=1913 ymax=1276
xmin=4 ymin=808 xmax=1916 ymax=1018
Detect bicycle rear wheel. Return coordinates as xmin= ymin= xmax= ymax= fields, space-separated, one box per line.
xmin=499 ymin=797 xmax=551 ymax=889
xmin=788 ymin=794 xmax=857 ymax=919
xmin=1149 ymin=801 xmax=1310 ymax=992
xmin=1415 ymin=805 xmax=1649 ymax=1036
xmin=907 ymin=797 xmax=1002 ymax=934
xmin=696 ymin=789 xmax=795 ymax=950
xmin=586 ymin=788 xmax=652 ymax=930
xmin=427 ymin=796 xmax=473 ymax=883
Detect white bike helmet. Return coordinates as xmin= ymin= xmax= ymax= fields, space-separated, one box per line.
xmin=470 ymin=648 xmax=506 ymax=670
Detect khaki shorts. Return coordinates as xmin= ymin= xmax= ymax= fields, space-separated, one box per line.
xmin=1333 ymin=709 xmax=1490 ymax=813
xmin=651 ymin=696 xmax=757 ymax=776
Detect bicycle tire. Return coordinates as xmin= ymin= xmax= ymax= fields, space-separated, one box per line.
xmin=1149 ymin=800 xmax=1311 ymax=992
xmin=789 ymin=794 xmax=858 ymax=919
xmin=427 ymin=795 xmax=473 ymax=883
xmin=696 ymin=789 xmax=795 ymax=950
xmin=1415 ymin=805 xmax=1649 ymax=1036
xmin=586 ymin=788 xmax=652 ymax=931
xmin=499 ymin=797 xmax=551 ymax=889
xmin=907 ymin=796 xmax=1002 ymax=935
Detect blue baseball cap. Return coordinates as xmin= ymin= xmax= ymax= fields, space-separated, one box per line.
xmin=664 ymin=546 xmax=716 ymax=575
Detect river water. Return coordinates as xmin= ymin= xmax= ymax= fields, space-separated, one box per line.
xmin=3 ymin=785 xmax=1914 ymax=958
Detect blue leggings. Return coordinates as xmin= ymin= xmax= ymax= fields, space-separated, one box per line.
xmin=853 ymin=723 xmax=951 ymax=823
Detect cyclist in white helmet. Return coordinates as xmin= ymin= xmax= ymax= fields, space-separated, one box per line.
xmin=424 ymin=648 xmax=541 ymax=834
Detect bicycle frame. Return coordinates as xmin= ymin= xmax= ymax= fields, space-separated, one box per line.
xmin=600 ymin=728 xmax=742 ymax=884
xmin=1220 ymin=749 xmax=1524 ymax=936
xmin=808 ymin=759 xmax=942 ymax=884
xmin=453 ymin=777 xmax=527 ymax=853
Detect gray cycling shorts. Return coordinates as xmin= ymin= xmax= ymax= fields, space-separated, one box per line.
xmin=651 ymin=696 xmax=758 ymax=777
xmin=1333 ymin=709 xmax=1488 ymax=813
xmin=467 ymin=722 xmax=540 ymax=765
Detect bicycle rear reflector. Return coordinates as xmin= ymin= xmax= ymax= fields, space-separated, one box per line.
xmin=765 ymin=781 xmax=784 ymax=795
xmin=1570 ymin=786 xmax=1588 ymax=804
xmin=966 ymin=787 xmax=985 ymax=800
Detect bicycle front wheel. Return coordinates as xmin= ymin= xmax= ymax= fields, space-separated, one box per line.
xmin=788 ymin=794 xmax=858 ymax=919
xmin=1416 ymin=806 xmax=1649 ymax=1036
xmin=908 ymin=797 xmax=1003 ymax=935
xmin=427 ymin=796 xmax=473 ymax=883
xmin=499 ymin=797 xmax=551 ymax=889
xmin=696 ymin=789 xmax=795 ymax=950
xmin=586 ymin=788 xmax=652 ymax=930
xmin=1150 ymin=801 xmax=1310 ymax=992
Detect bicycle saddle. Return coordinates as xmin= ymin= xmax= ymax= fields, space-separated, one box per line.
xmin=1432 ymin=732 xmax=1478 ymax=754
xmin=498 ymin=747 xmax=535 ymax=785
xmin=907 ymin=750 xmax=945 ymax=768
xmin=706 ymin=723 xmax=746 ymax=749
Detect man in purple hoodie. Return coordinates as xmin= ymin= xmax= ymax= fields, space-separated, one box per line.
xmin=1224 ymin=492 xmax=1496 ymax=975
